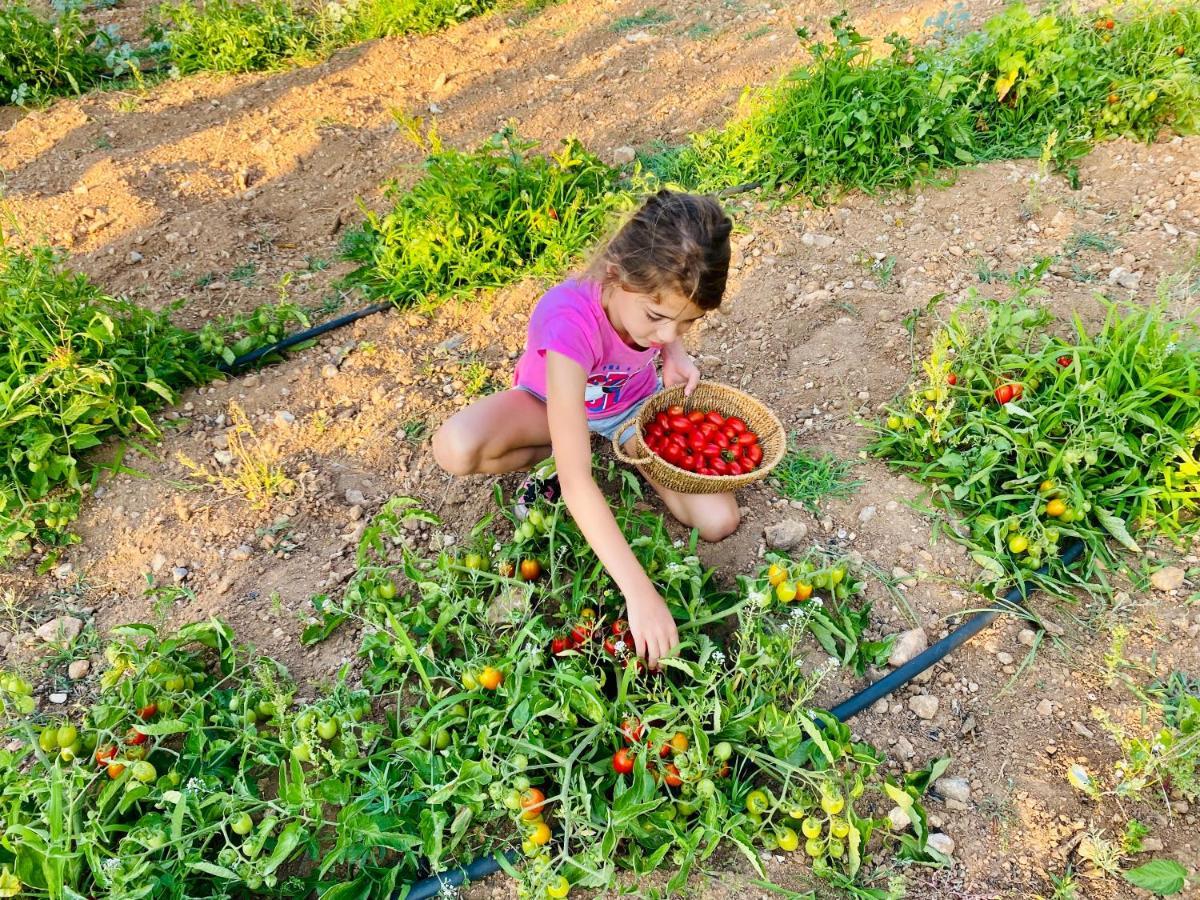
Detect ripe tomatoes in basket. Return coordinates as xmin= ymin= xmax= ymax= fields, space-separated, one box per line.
xmin=643 ymin=407 xmax=763 ymax=476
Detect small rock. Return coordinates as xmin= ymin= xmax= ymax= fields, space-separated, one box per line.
xmin=49 ymin=692 xmax=68 ymax=704
xmin=344 ymin=488 xmax=366 ymax=506
xmin=888 ymin=628 xmax=928 ymax=668
xmin=150 ymin=552 xmax=168 ymax=574
xmin=935 ymin=777 xmax=971 ymax=804
xmin=68 ymin=660 xmax=90 ymax=680
xmin=1150 ymin=566 xmax=1185 ymax=591
xmin=127 ymin=250 xmax=143 ymax=264
xmin=996 ymin=651 xmax=1014 ymax=666
xmin=1017 ymin=628 xmax=1036 ymax=646
xmin=764 ymin=519 xmax=808 ymax=551
xmin=275 ymin=410 xmax=295 ymax=427
xmin=229 ymin=544 xmax=253 ymax=562
xmin=54 ymin=562 xmax=73 ymax=579
xmin=1141 ymin=837 xmax=1165 ymax=853
xmin=857 ymin=505 xmax=876 ymax=524
xmin=894 ymin=735 xmax=916 ymax=759
xmin=1072 ymin=721 xmax=1094 ymax=739
xmin=927 ymin=833 xmax=955 ymax=857
xmin=35 ymin=616 xmax=84 ymax=645
xmin=213 ymin=450 xmax=234 ymax=466
xmin=612 ymin=146 xmax=637 ymax=165
xmin=321 ymin=364 xmax=340 ymax=379
xmin=888 ymin=806 xmax=912 ymax=830
xmin=909 ymin=694 xmax=939 ymax=720
xmin=171 ymin=566 xmax=189 ymax=583
xmin=1107 ymin=266 xmax=1141 ymax=290
xmin=1036 ymin=698 xmax=1054 ymax=717
xmin=801 ymin=232 xmax=835 ymax=249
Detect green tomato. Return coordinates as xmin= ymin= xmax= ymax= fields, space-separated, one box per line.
xmin=296 ymin=711 xmax=315 ymax=732
xmin=377 ymin=580 xmax=398 ymax=600
xmin=57 ymin=725 xmax=78 ymax=749
xmin=38 ymin=729 xmax=58 ymax=753
xmin=511 ymin=753 xmax=529 ymax=772
xmin=712 ymin=741 xmax=732 ymax=762
xmin=745 ymin=790 xmax=770 ymax=815
xmin=231 ymin=812 xmax=254 ymax=835
xmin=257 ymin=700 xmax=276 ymax=718
xmin=131 ymin=761 xmax=157 ymax=783
xmin=292 ymin=742 xmax=313 ymax=762
xmin=434 ymin=729 xmax=451 ymax=750
xmin=776 ymin=827 xmax=800 ymax=852
xmin=317 ymin=719 xmax=339 ymax=741
xmin=696 ymin=778 xmax=716 ymax=800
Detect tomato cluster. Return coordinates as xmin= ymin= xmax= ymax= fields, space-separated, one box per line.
xmin=643 ymin=405 xmax=764 ymax=476
xmin=549 ymin=608 xmax=596 ymax=655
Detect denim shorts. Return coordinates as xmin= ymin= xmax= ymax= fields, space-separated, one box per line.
xmin=516 ymin=377 xmax=662 ymax=447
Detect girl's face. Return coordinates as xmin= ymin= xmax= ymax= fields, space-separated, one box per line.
xmin=602 ymin=276 xmax=707 ymax=351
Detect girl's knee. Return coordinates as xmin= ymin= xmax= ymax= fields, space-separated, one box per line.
xmin=431 ymin=419 xmax=478 ymax=476
xmin=696 ymin=501 xmax=741 ymax=543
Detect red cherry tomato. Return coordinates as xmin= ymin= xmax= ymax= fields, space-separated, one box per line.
xmin=127 ymin=728 xmax=148 ymax=746
xmin=570 ymin=623 xmax=591 ymax=644
xmin=705 ymin=411 xmax=725 ymax=427
xmin=666 ymin=405 xmax=684 ymax=417
xmin=1011 ymin=383 xmax=1023 ymax=400
xmin=994 ymin=384 xmax=1014 ymax=405
xmin=737 ymin=432 xmax=758 ymax=446
xmin=712 ymin=459 xmax=730 ymax=476
xmin=663 ymin=763 xmax=683 ymax=787
xmin=668 ymin=415 xmax=691 ymax=433
xmin=947 ymin=372 xmax=958 ymax=385
xmin=1057 ymin=355 xmax=1071 ymax=367
xmin=687 ymin=410 xmax=705 ymax=424
xmin=612 ymin=748 xmax=635 ymax=775
xmin=726 ymin=417 xmax=747 ymax=434
xmin=551 ymin=636 xmax=571 ymax=655
xmin=728 ymin=461 xmax=745 ymax=476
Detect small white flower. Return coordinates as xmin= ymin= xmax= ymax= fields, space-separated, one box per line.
xmin=102 ymin=858 xmax=121 ymax=874
xmin=614 ymin=640 xmax=627 ymax=654
xmin=184 ymin=777 xmax=204 ymax=794
xmin=790 ymin=608 xmax=806 ymax=620
xmin=673 ymin=539 xmax=684 ymax=549
xmin=812 ymin=596 xmax=825 ymax=607
xmin=1166 ymin=342 xmax=1178 ymax=353
xmin=748 ymin=588 xmax=770 ymax=608
xmin=711 ymin=650 xmax=726 ymax=664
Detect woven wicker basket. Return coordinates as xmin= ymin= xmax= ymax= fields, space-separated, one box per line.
xmin=611 ymin=381 xmax=786 ymax=494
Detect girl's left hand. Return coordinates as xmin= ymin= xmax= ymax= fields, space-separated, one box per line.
xmin=662 ymin=352 xmax=700 ymax=397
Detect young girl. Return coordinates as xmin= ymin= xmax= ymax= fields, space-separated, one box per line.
xmin=432 ymin=190 xmax=741 ymax=667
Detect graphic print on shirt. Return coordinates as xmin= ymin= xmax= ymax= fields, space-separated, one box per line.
xmin=584 ymin=363 xmax=642 ymax=415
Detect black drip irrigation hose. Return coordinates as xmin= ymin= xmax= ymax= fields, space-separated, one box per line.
xmin=215 ymin=301 xmax=393 ymax=373
xmin=401 ymin=538 xmax=1087 ymax=900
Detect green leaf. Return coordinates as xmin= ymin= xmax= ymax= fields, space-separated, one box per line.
xmin=1094 ymin=506 xmax=1141 ymax=553
xmin=1123 ymin=860 xmax=1187 ymax=895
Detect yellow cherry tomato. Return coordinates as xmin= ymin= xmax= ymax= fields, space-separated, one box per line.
xmin=775 ymin=581 xmax=797 ymax=603
xmin=1008 ymin=534 xmax=1029 ymax=554
xmin=1045 ymin=499 xmax=1066 ymax=517
xmin=478 ymin=667 xmax=503 ymax=690
xmin=776 ymin=827 xmax=799 ymax=852
xmin=528 ymin=821 xmax=551 ymax=846
xmin=546 ymin=876 xmax=570 ymax=898
xmin=745 ymin=790 xmax=770 ymax=815
xmin=766 ymin=564 xmax=786 ymax=586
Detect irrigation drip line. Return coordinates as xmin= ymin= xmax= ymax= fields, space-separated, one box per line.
xmin=401 ymin=538 xmax=1086 ymax=900
xmin=216 ymin=301 xmax=393 ymax=373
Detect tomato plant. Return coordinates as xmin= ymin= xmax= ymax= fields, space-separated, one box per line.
xmin=875 ymin=283 xmax=1200 ymax=591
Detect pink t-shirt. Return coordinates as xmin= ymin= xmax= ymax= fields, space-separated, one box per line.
xmin=513 ymin=279 xmax=659 ymax=420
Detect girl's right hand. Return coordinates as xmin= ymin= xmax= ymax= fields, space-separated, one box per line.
xmin=625 ymin=584 xmax=679 ymax=668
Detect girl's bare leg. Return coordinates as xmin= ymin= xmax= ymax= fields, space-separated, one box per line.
xmin=432 ymin=390 xmax=553 ymax=475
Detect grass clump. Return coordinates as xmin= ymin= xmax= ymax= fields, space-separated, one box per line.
xmin=770 ymin=445 xmax=863 ymax=514
xmin=340 ymin=123 xmax=628 ymax=304
xmin=0 ymin=2 xmax=112 ymax=103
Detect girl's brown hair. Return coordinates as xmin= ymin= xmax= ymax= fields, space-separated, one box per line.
xmin=586 ymin=190 xmax=733 ymax=311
